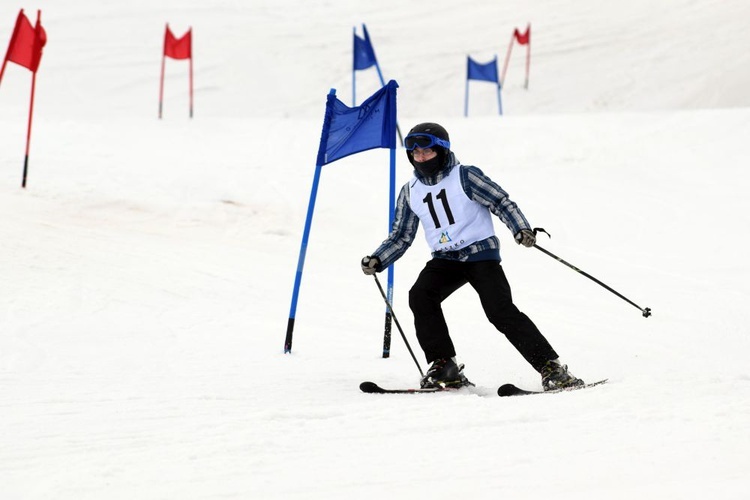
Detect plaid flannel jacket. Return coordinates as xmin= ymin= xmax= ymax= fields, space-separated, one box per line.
xmin=372 ymin=152 xmax=532 ymax=269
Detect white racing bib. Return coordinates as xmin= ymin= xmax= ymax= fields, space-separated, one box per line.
xmin=408 ymin=167 xmax=495 ymax=252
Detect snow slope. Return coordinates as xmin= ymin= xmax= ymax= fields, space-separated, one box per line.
xmin=1 ymin=1 xmax=749 ymax=499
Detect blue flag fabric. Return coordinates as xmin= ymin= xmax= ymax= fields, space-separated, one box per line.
xmin=467 ymin=56 xmax=499 ymax=83
xmin=317 ymin=80 xmax=398 ymax=166
xmin=353 ymin=24 xmax=377 ymax=70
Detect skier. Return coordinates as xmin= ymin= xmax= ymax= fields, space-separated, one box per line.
xmin=361 ymin=122 xmax=584 ymax=390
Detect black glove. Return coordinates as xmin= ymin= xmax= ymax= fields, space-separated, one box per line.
xmin=361 ymin=255 xmax=380 ymax=275
xmin=515 ymin=229 xmax=536 ymax=247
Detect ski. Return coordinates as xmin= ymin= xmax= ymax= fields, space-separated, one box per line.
xmin=360 ymin=381 xmax=458 ymax=394
xmin=497 ymin=379 xmax=608 ymax=397
xmin=361 ymin=379 xmax=607 ymax=396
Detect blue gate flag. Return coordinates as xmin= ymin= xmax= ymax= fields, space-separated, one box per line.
xmin=284 ymin=80 xmax=399 ymax=355
xmin=353 ymin=24 xmax=377 ymax=70
xmin=465 ymin=56 xmax=502 ymax=117
xmin=317 ymin=80 xmax=398 ymax=166
xmin=467 ymin=55 xmax=499 ymax=83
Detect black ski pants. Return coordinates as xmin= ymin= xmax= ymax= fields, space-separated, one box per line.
xmin=408 ymin=258 xmax=558 ymax=372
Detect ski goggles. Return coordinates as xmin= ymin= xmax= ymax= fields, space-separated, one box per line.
xmin=404 ymin=133 xmax=451 ymax=151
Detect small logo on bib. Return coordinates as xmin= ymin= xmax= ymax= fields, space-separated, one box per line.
xmin=438 ymin=232 xmax=452 ymax=244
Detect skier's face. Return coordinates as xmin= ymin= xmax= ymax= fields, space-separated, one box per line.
xmin=411 ymin=147 xmax=437 ymax=161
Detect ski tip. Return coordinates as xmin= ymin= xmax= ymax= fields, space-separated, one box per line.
xmin=360 ymin=381 xmax=382 ymax=393
xmin=497 ymin=383 xmax=519 ymax=397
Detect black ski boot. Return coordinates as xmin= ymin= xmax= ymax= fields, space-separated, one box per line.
xmin=541 ymin=360 xmax=584 ymax=391
xmin=420 ymin=358 xmax=472 ymax=389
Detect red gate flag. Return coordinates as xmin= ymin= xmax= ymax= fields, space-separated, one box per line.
xmin=514 ymin=26 xmax=530 ymax=45
xmin=2 ymin=9 xmax=46 ymax=75
xmin=159 ymin=24 xmax=194 ymax=118
xmin=1 ymin=9 xmax=47 ymax=188
xmin=164 ymin=26 xmax=191 ymax=60
xmin=501 ymin=23 xmax=531 ymax=89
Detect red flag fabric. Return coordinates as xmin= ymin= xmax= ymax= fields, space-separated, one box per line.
xmin=514 ymin=26 xmax=530 ymax=45
xmin=4 ymin=9 xmax=47 ymax=72
xmin=164 ymin=26 xmax=191 ymax=60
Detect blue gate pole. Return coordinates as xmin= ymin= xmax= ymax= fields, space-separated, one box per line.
xmin=382 ymin=145 xmax=396 ymax=357
xmin=284 ymin=163 xmax=323 ymax=353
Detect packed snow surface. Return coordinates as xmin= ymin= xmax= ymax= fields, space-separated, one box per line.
xmin=1 ymin=1 xmax=749 ymax=498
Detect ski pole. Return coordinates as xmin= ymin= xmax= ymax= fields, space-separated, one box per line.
xmin=533 ymin=243 xmax=651 ymax=318
xmin=372 ymin=274 xmax=424 ymax=376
